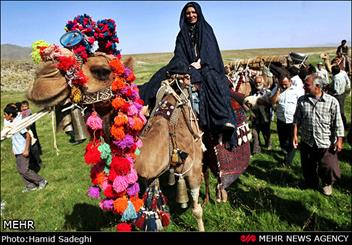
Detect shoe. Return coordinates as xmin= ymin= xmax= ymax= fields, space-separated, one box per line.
xmin=70 ymin=139 xmax=86 ymax=145
xmin=22 ymin=186 xmax=38 ymax=193
xmin=38 ymin=180 xmax=48 ymax=190
xmin=322 ymin=185 xmax=333 ymax=196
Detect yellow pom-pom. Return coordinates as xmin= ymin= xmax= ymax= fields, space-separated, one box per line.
xmin=31 ymin=40 xmax=50 ymax=64
xmin=70 ymin=86 xmax=82 ymax=103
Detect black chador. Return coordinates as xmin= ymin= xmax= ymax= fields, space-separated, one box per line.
xmin=139 ymin=2 xmax=237 ymax=147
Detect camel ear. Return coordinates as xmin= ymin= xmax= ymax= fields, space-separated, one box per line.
xmin=26 ymin=61 xmax=70 ymax=108
xmin=124 ymin=56 xmax=135 ymax=70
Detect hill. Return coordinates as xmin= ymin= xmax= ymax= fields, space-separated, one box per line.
xmin=0 ymin=44 xmax=32 ymax=60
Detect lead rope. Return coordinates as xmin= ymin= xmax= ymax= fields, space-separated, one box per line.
xmin=51 ymin=106 xmax=60 ymax=156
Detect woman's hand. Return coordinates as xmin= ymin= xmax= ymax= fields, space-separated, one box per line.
xmin=190 ymin=58 xmax=201 ymax=69
xmin=183 ymin=74 xmax=191 ymax=85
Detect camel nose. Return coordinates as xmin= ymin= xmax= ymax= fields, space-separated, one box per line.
xmin=91 ymin=66 xmax=112 ymax=81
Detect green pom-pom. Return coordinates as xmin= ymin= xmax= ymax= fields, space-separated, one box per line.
xmin=98 ymin=143 xmax=112 ymax=165
xmin=135 ymin=148 xmax=141 ymax=156
xmin=31 ymin=40 xmax=50 ymax=64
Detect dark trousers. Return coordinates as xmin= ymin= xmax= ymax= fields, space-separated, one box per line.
xmin=29 ymin=142 xmax=42 ymax=173
xmin=277 ymin=119 xmax=295 ymax=165
xmin=16 ymin=154 xmax=44 ymax=188
xmin=334 ymin=94 xmax=347 ymax=128
xmin=300 ymin=142 xmax=340 ymax=188
xmin=252 ymin=122 xmax=271 ymax=153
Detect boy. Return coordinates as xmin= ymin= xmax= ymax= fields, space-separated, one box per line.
xmin=3 ymin=105 xmax=48 ymax=192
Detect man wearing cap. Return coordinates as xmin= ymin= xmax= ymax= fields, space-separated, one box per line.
xmin=316 ymin=61 xmax=329 ymax=86
xmin=293 ymin=73 xmax=344 ymax=196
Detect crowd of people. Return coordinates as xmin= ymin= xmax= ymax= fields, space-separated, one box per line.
xmin=242 ymin=42 xmax=350 ymax=196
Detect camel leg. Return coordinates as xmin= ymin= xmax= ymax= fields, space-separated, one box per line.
xmin=190 ymin=187 xmax=205 ymax=231
xmin=220 ymin=188 xmax=228 ymax=203
xmin=216 ymin=183 xmax=228 ymax=203
xmin=202 ymin=168 xmax=210 ymax=207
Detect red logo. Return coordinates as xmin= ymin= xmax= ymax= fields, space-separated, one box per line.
xmin=240 ymin=234 xmax=257 ymax=243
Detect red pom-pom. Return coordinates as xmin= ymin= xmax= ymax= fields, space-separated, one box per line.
xmin=120 ymin=103 xmax=130 ymax=113
xmin=108 ymin=168 xmax=117 ymax=182
xmin=126 ymin=73 xmax=136 ymax=83
xmin=103 ymin=184 xmax=118 ymax=199
xmin=116 ymin=222 xmax=132 ymax=232
xmin=110 ymin=156 xmax=131 ymax=176
xmin=56 ymin=56 xmax=76 ymax=71
xmin=84 ymin=142 xmax=101 ymax=165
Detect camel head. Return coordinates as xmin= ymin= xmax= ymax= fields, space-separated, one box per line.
xmin=320 ymin=52 xmax=330 ymax=60
xmin=26 ymin=15 xmax=136 ymax=136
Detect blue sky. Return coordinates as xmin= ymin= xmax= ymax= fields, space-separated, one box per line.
xmin=1 ymin=1 xmax=351 ymax=54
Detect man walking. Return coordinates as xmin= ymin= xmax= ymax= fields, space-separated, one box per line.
xmin=293 ymin=73 xmax=344 ymax=196
xmin=270 ymin=70 xmax=304 ymax=166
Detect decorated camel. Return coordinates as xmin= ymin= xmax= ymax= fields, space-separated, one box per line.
xmin=25 ymin=15 xmax=149 ymax=232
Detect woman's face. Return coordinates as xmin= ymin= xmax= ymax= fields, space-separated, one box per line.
xmin=185 ymin=6 xmax=198 ymax=24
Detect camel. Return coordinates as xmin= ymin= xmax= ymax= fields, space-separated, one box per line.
xmin=320 ymin=52 xmax=351 ymax=74
xmin=135 ymin=75 xmax=205 ymax=231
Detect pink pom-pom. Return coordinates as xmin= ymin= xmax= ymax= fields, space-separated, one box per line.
xmin=86 ymin=111 xmax=103 ymax=130
xmin=101 ymin=179 xmax=109 ymax=191
xmin=135 ymin=139 xmax=143 ymax=148
xmin=128 ymin=117 xmax=135 ymax=128
xmin=87 ymin=186 xmax=100 ymax=199
xmin=126 ymin=168 xmax=138 ymax=184
xmin=112 ymin=175 xmax=129 ymax=193
xmin=127 ymin=104 xmax=138 ymax=116
xmin=139 ymin=111 xmax=147 ymax=124
xmin=99 ymin=199 xmax=114 ymax=211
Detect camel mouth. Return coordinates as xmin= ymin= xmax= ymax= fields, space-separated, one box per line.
xmin=81 ymin=87 xmax=114 ymax=105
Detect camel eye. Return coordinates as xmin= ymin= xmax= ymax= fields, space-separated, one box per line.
xmin=90 ymin=66 xmax=112 ymax=81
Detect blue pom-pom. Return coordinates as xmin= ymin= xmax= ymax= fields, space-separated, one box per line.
xmin=121 ymin=201 xmax=137 ymax=221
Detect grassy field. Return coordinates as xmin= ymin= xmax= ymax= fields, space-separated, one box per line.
xmin=0 ymin=48 xmax=351 ymax=232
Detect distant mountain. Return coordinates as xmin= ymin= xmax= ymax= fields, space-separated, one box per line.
xmin=1 ymin=44 xmax=32 ymax=60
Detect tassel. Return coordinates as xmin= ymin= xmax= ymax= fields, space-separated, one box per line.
xmin=145 ymin=191 xmax=153 ymax=208
xmin=243 ymin=134 xmax=248 ymax=143
xmin=145 ymin=213 xmax=157 ymax=231
xmin=135 ymin=212 xmax=146 ymax=229
xmin=121 ymin=201 xmax=137 ymax=222
xmin=151 ymin=196 xmax=157 ymax=210
xmin=160 ymin=192 xmax=168 ymax=206
xmin=155 ymin=216 xmax=163 ymax=231
xmin=143 ymin=190 xmax=148 ymax=202
xmin=157 ymin=193 xmax=163 ymax=207
xmin=160 ymin=211 xmax=171 ymax=227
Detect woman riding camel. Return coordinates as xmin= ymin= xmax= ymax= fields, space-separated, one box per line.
xmin=139 ymin=2 xmax=237 ymax=148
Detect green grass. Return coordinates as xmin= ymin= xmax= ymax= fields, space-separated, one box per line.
xmin=1 ymin=48 xmax=351 ymax=232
